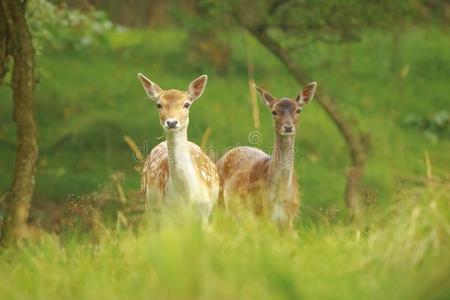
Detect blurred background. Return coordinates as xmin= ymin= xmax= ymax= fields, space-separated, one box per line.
xmin=0 ymin=0 xmax=449 ymax=228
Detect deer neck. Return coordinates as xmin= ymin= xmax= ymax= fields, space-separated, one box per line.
xmin=165 ymin=127 xmax=198 ymax=198
xmin=269 ymin=133 xmax=295 ymax=199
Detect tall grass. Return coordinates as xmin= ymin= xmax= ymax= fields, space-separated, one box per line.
xmin=0 ymin=177 xmax=448 ymax=300
xmin=0 ymin=25 xmax=449 ymax=300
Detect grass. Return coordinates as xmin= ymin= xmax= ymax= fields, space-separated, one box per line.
xmin=1 ymin=27 xmax=449 ymax=213
xmin=0 ymin=178 xmax=448 ymax=300
xmin=0 ymin=25 xmax=449 ymax=299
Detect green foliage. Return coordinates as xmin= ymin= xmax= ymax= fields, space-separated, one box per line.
xmin=403 ymin=110 xmax=449 ymax=142
xmin=201 ymin=0 xmax=447 ymax=49
xmin=27 ymin=0 xmax=114 ymax=53
xmin=1 ymin=27 xmax=449 ymax=211
xmin=0 ymin=180 xmax=448 ymax=299
xmin=0 ymin=3 xmax=449 ymax=297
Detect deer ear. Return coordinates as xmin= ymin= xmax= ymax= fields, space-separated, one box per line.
xmin=138 ymin=73 xmax=162 ymax=102
xmin=188 ymin=75 xmax=208 ymax=101
xmin=296 ymin=81 xmax=317 ymax=106
xmin=254 ymin=84 xmax=276 ymax=108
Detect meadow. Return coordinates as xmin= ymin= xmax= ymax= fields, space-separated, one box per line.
xmin=0 ymin=181 xmax=448 ymax=299
xmin=0 ymin=26 xmax=449 ymax=299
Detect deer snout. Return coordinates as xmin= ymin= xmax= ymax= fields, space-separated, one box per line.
xmin=282 ymin=125 xmax=295 ymax=134
xmin=165 ymin=119 xmax=179 ymax=129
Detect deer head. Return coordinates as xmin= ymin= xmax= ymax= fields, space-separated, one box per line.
xmin=254 ymin=82 xmax=317 ymax=136
xmin=138 ymin=73 xmax=208 ymax=131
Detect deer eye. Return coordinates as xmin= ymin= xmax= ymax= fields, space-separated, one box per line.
xmin=272 ymin=111 xmax=278 ymax=116
xmin=183 ymin=102 xmax=190 ymax=109
xmin=156 ymin=103 xmax=163 ymax=109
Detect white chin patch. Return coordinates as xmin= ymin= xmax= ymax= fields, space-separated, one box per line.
xmin=280 ymin=131 xmax=295 ymax=136
xmin=164 ymin=127 xmax=182 ymax=132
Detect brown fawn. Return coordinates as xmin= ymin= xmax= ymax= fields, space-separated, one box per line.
xmin=216 ymin=82 xmax=317 ymax=229
xmin=138 ymin=73 xmax=219 ymax=223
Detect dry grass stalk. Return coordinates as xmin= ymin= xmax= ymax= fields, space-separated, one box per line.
xmin=249 ymin=79 xmax=260 ymax=129
xmin=424 ymin=150 xmax=432 ymax=179
xmin=200 ymin=127 xmax=212 ymax=149
xmin=123 ymin=135 xmax=144 ymax=161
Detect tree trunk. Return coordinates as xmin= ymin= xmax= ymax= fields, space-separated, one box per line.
xmin=0 ymin=0 xmax=38 ymax=245
xmin=249 ymin=27 xmax=365 ymax=219
xmin=0 ymin=5 xmax=9 ymax=84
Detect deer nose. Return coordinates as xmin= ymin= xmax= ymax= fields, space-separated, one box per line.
xmin=165 ymin=119 xmax=179 ymax=129
xmin=283 ymin=125 xmax=294 ymax=133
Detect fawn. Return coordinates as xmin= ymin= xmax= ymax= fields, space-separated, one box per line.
xmin=138 ymin=73 xmax=219 ymax=223
xmin=216 ymin=82 xmax=317 ymax=229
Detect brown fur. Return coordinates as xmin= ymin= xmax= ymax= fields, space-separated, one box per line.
xmin=138 ymin=74 xmax=219 ymax=217
xmin=156 ymin=90 xmax=191 ymax=128
xmin=217 ymin=147 xmax=299 ymax=228
xmin=216 ymin=82 xmax=316 ymax=229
